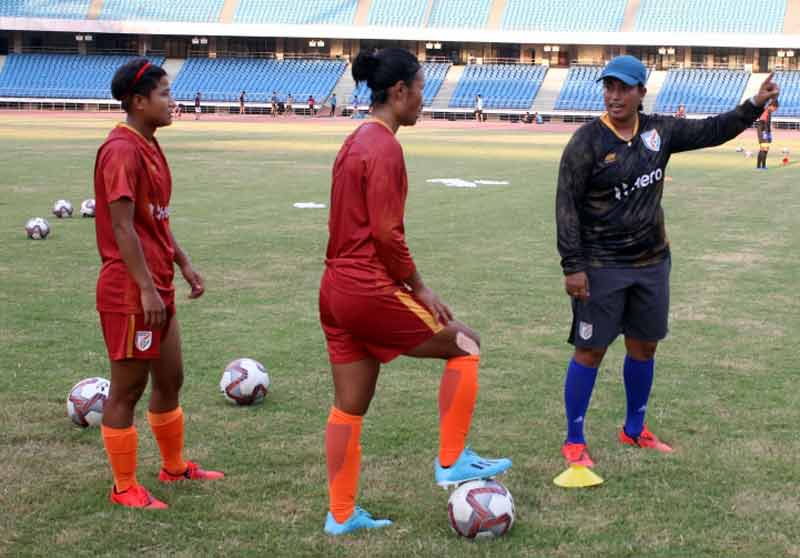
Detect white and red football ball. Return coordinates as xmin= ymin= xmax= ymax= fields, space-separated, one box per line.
xmin=80 ymin=198 xmax=96 ymax=217
xmin=448 ymin=479 xmax=515 ymax=539
xmin=220 ymin=358 xmax=269 ymax=405
xmin=52 ymin=199 xmax=73 ymax=218
xmin=66 ymin=377 xmax=110 ymax=427
xmin=25 ymin=217 xmax=50 ymax=239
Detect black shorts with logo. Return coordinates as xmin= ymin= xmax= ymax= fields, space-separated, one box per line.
xmin=568 ymin=255 xmax=671 ymax=347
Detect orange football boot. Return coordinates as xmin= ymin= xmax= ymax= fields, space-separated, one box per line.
xmin=110 ymin=485 xmax=168 ymax=509
xmin=619 ymin=425 xmax=673 ymax=453
xmin=159 ymin=460 xmax=225 ymax=483
xmin=561 ymin=442 xmax=595 ymax=467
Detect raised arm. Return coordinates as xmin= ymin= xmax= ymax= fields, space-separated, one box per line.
xmin=669 ymin=73 xmax=780 ymax=153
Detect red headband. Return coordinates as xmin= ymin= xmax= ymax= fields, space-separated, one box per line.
xmin=132 ymin=62 xmax=151 ymax=88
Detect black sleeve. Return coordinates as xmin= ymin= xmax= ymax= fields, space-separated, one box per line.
xmin=556 ymin=129 xmax=595 ymax=275
xmin=668 ymin=100 xmax=762 ymax=154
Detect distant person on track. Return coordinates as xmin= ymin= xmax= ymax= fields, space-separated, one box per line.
xmin=239 ymin=90 xmax=246 ymax=115
xmin=756 ymin=100 xmax=778 ymax=170
xmin=193 ymin=91 xmax=201 ymax=120
xmin=474 ymin=94 xmax=484 ymax=123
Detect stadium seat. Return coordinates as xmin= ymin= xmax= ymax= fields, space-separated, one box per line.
xmin=0 ymin=54 xmax=165 ymax=99
xmin=654 ymin=69 xmax=749 ymax=114
xmin=448 ymin=64 xmax=548 ymax=109
xmin=635 ymin=0 xmax=786 ymax=34
xmin=428 ymin=0 xmax=492 ymax=29
xmin=233 ymin=0 xmax=358 ymax=25
xmin=555 ymin=65 xmax=653 ymax=111
xmin=0 ymin=0 xmax=90 ymax=19
xmin=501 ymin=0 xmax=627 ymax=32
xmin=170 ymin=58 xmax=347 ymax=103
xmin=100 ymin=0 xmax=225 ymax=22
xmin=773 ymin=72 xmax=800 ymax=117
xmin=367 ymin=0 xmax=428 ymax=27
xmin=350 ymin=62 xmax=450 ymax=106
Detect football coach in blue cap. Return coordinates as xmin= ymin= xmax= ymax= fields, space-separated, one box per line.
xmin=553 ymin=55 xmax=779 ymax=478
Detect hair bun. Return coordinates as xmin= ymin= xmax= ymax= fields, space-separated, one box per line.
xmin=352 ymin=51 xmax=380 ymax=85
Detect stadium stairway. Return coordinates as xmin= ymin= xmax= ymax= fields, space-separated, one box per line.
xmin=642 ymin=70 xmax=666 ymax=113
xmin=487 ymin=0 xmax=507 ymax=29
xmin=429 ymin=64 xmax=464 ymax=109
xmin=220 ymin=0 xmax=240 ymax=23
xmin=785 ymin=0 xmax=800 ymax=33
xmin=620 ymin=0 xmax=640 ymax=32
xmin=88 ymin=0 xmax=104 ymax=19
xmin=163 ymin=58 xmax=187 ymax=82
xmin=741 ymin=72 xmax=769 ymax=104
xmin=531 ymin=66 xmax=567 ymax=111
xmin=330 ymin=64 xmax=356 ymax=107
xmin=354 ymin=0 xmax=373 ymax=25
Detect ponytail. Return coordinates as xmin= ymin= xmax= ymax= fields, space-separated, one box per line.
xmin=351 ymin=48 xmax=421 ymax=106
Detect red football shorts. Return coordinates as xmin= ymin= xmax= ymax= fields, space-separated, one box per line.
xmin=319 ymin=280 xmax=444 ymax=365
xmin=99 ymin=302 xmax=176 ymax=361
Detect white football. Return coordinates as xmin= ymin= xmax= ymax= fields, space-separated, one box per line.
xmin=67 ymin=377 xmax=110 ymax=427
xmin=744 ymin=150 xmax=753 ymax=158
xmin=735 ymin=146 xmax=744 ymax=153
xmin=80 ymin=198 xmax=96 ymax=217
xmin=220 ymin=358 xmax=269 ymax=405
xmin=53 ymin=199 xmax=73 ymax=218
xmin=448 ymin=479 xmax=515 ymax=539
xmin=25 ymin=217 xmax=50 ymax=240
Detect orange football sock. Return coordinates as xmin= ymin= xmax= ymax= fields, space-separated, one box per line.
xmin=438 ymin=355 xmax=480 ymax=467
xmin=147 ymin=406 xmax=186 ymax=476
xmin=101 ymin=425 xmax=139 ymax=492
xmin=326 ymin=406 xmax=363 ymax=523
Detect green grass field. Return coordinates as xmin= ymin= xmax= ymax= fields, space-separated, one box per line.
xmin=1 ymin=114 xmax=799 ymax=558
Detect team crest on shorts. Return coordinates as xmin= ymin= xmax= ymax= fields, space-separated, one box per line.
xmin=579 ymin=321 xmax=593 ymax=340
xmin=641 ymin=129 xmax=661 ymax=152
xmin=135 ymin=331 xmax=153 ymax=352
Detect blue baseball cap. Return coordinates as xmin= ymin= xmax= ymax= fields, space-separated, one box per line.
xmin=597 ymin=55 xmax=647 ymax=86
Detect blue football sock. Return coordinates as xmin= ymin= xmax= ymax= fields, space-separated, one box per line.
xmin=623 ymin=355 xmax=655 ymax=438
xmin=564 ymin=359 xmax=598 ymax=444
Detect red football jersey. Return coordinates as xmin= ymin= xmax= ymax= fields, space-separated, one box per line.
xmin=94 ymin=124 xmax=175 ymax=313
xmin=324 ymin=120 xmax=416 ymax=294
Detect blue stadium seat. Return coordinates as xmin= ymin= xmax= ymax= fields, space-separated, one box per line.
xmin=773 ymin=72 xmax=800 ymax=117
xmin=99 ymin=0 xmax=225 ymax=22
xmin=428 ymin=0 xmax=492 ymax=29
xmin=0 ymin=0 xmax=90 ymax=19
xmin=367 ymin=0 xmax=427 ymax=27
xmin=555 ymin=65 xmax=653 ymax=111
xmin=448 ymin=64 xmax=548 ymax=109
xmin=170 ymin=58 xmax=347 ymax=103
xmin=0 ymin=53 xmax=165 ymax=99
xmin=635 ymin=0 xmax=786 ymax=33
xmin=233 ymin=0 xmax=358 ymax=24
xmin=501 ymin=0 xmax=627 ymax=32
xmin=350 ymin=62 xmax=450 ymax=106
xmin=654 ymin=69 xmax=749 ymax=114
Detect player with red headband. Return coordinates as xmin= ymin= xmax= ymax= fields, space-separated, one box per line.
xmin=94 ymin=59 xmax=223 ymax=509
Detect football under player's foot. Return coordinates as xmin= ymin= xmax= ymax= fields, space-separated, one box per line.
xmin=561 ymin=442 xmax=595 ymax=468
xmin=324 ymin=506 xmax=393 ymax=536
xmin=110 ymin=484 xmax=168 ymax=509
xmin=619 ymin=425 xmax=673 ymax=453
xmin=434 ymin=446 xmax=512 ymax=488
xmin=159 ymin=460 xmax=225 ymax=483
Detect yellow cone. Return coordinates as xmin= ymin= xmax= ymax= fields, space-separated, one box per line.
xmin=553 ymin=465 xmax=604 ymax=488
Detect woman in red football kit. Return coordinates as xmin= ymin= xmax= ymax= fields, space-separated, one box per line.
xmin=319 ymin=48 xmax=511 ymax=535
xmin=94 ymin=59 xmax=223 ymax=509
